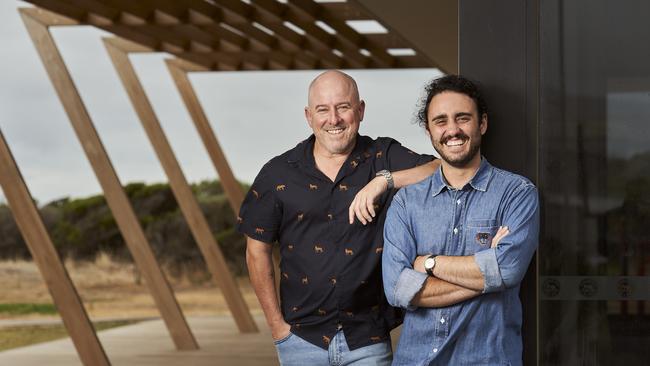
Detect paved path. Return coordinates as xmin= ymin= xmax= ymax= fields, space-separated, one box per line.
xmin=0 ymin=315 xmax=280 ymax=366
xmin=0 ymin=316 xmax=156 ymax=328
xmin=0 ymin=315 xmax=403 ymax=365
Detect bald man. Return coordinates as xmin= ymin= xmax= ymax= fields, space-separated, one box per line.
xmin=238 ymin=70 xmax=437 ymax=365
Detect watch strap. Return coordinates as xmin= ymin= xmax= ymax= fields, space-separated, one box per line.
xmin=425 ymin=255 xmax=436 ymax=276
xmin=376 ymin=169 xmax=394 ymax=190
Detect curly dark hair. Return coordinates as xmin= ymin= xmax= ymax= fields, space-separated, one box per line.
xmin=415 ymin=75 xmax=487 ymax=129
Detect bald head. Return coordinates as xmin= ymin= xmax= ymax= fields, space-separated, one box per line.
xmin=307 ymin=70 xmax=360 ymax=107
xmin=303 ymin=70 xmax=365 ymax=157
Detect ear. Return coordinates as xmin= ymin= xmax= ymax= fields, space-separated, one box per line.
xmin=480 ymin=113 xmax=488 ymax=135
xmin=304 ymin=106 xmax=313 ymax=129
xmin=357 ymin=99 xmax=366 ymax=122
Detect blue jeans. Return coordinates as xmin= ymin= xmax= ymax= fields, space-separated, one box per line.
xmin=274 ymin=330 xmax=392 ymax=366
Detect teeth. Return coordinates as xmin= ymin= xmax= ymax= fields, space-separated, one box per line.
xmin=327 ymin=128 xmax=344 ymax=134
xmin=446 ymin=139 xmax=465 ymax=146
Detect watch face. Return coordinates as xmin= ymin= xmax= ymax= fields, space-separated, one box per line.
xmin=424 ymin=257 xmax=435 ymax=269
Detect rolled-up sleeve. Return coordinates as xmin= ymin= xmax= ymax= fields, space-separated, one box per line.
xmin=382 ymin=193 xmax=428 ymax=309
xmin=475 ymin=184 xmax=539 ymax=293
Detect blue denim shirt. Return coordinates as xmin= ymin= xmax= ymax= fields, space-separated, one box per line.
xmin=382 ymin=158 xmax=539 ymax=366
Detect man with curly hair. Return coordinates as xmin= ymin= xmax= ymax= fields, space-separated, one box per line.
xmin=382 ymin=75 xmax=539 ymax=365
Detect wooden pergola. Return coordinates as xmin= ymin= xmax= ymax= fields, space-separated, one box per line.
xmin=0 ymin=1 xmax=443 ymax=365
xmin=26 ymin=0 xmax=436 ymax=71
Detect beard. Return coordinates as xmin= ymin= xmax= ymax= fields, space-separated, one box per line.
xmin=315 ymin=127 xmax=358 ymax=156
xmin=433 ymin=131 xmax=481 ymax=168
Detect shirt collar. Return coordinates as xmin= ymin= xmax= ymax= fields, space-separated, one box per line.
xmin=430 ymin=156 xmax=493 ymax=196
xmin=468 ymin=157 xmax=492 ymax=192
xmin=287 ymin=134 xmax=315 ymax=165
xmin=430 ymin=167 xmax=448 ymax=197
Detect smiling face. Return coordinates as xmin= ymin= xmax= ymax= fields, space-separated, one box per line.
xmin=426 ymin=91 xmax=487 ymax=168
xmin=304 ymin=71 xmax=365 ymax=157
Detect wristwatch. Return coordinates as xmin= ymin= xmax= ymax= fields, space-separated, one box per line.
xmin=423 ymin=255 xmax=437 ymax=276
xmin=375 ymin=169 xmax=394 ymax=190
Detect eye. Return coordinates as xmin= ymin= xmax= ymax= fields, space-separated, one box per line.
xmin=336 ymin=104 xmax=351 ymax=112
xmin=316 ymin=107 xmax=328 ymax=114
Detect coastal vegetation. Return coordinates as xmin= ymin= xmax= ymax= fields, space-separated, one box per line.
xmin=0 ymin=179 xmax=249 ymax=278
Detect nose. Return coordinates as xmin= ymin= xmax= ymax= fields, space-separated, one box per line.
xmin=328 ymin=109 xmax=342 ymax=124
xmin=446 ymin=120 xmax=461 ymax=135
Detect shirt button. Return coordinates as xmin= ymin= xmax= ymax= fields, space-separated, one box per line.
xmin=456 ymin=199 xmax=461 ymax=205
xmin=453 ymin=228 xmax=458 ymax=234
xmin=433 ymin=348 xmax=438 ymax=353
xmin=440 ymin=318 xmax=445 ymax=324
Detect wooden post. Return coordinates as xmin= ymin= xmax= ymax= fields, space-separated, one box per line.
xmin=165 ymin=59 xmax=245 ymax=214
xmin=166 ymin=57 xmax=284 ymax=323
xmin=0 ymin=130 xmax=111 ymax=366
xmin=166 ymin=56 xmax=285 ymax=311
xmin=103 ymin=37 xmax=258 ymax=333
xmin=19 ymin=7 xmax=199 ymax=350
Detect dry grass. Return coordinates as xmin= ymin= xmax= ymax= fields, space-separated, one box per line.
xmin=0 ymin=254 xmax=260 ymax=320
xmin=0 ymin=320 xmax=138 ymax=351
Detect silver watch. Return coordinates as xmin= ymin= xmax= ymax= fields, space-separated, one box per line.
xmin=424 ymin=255 xmax=436 ymax=276
xmin=375 ymin=169 xmax=394 ymax=190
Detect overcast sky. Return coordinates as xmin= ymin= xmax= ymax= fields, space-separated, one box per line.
xmin=0 ymin=1 xmax=442 ymax=205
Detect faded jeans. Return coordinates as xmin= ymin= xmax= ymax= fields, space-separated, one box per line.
xmin=274 ymin=330 xmax=392 ymax=366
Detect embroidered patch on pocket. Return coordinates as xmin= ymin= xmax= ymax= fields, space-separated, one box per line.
xmin=475 ymin=232 xmax=492 ymax=247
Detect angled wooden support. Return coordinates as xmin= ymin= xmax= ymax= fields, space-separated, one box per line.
xmin=0 ymin=130 xmax=110 ymax=366
xmin=165 ymin=58 xmax=245 ymax=213
xmin=19 ymin=7 xmax=199 ymax=350
xmin=103 ymin=37 xmax=257 ymax=333
xmin=165 ymin=55 xmax=283 ymax=307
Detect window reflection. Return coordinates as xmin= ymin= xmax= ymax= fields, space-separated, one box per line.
xmin=539 ymin=1 xmax=650 ymax=365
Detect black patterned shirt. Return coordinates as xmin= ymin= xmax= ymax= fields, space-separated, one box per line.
xmin=237 ymin=134 xmax=433 ymax=350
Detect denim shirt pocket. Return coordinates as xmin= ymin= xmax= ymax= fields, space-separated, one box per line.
xmin=465 ymin=219 xmax=499 ymax=252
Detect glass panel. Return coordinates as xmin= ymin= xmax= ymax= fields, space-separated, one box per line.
xmin=539 ymin=1 xmax=650 ymax=364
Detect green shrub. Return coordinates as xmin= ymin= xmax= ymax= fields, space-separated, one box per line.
xmin=0 ymin=179 xmax=250 ymax=276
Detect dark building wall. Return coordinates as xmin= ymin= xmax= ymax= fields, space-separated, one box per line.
xmin=460 ymin=0 xmax=650 ymax=365
xmin=458 ymin=1 xmax=539 ymax=365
